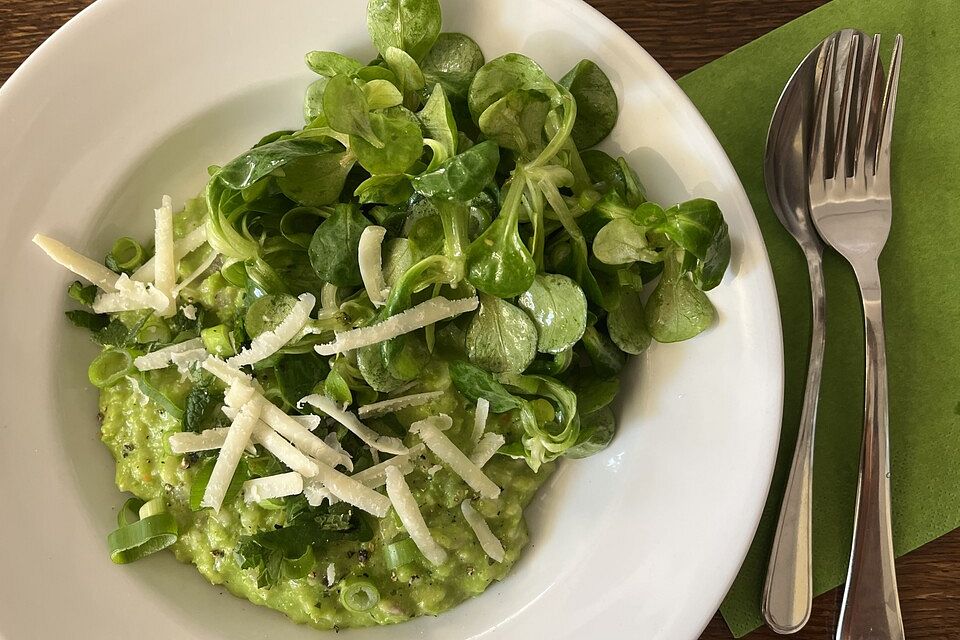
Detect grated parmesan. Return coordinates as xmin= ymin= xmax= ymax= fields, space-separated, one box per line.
xmin=134 ymin=338 xmax=206 ymax=372
xmin=181 ymin=304 xmax=198 ymax=320
xmin=168 ymin=427 xmax=232 ymax=454
xmin=307 ymin=444 xmax=423 ymax=505
xmin=357 ymin=391 xmax=445 ymax=419
xmin=461 ymin=500 xmax=505 ymax=563
xmin=299 ymin=394 xmax=407 ymax=455
xmin=227 ymin=293 xmax=316 ymax=368
xmin=242 ymin=472 xmax=304 ymax=503
xmin=201 ymin=397 xmax=261 ymax=512
xmin=471 ymin=398 xmax=490 ymax=444
xmin=132 ymin=225 xmax=208 ymax=282
xmin=32 ymin=234 xmax=120 ymax=291
xmin=251 ymin=422 xmax=319 ymax=478
xmin=202 ymin=356 xmax=253 ymax=387
xmin=326 ymin=563 xmax=336 ymax=587
xmin=385 ymin=466 xmax=448 ymax=566
xmin=411 ymin=415 xmax=500 ymax=499
xmin=469 ymin=432 xmax=505 ymax=468
xmin=358 ymin=226 xmax=390 ymax=307
xmin=91 ymin=274 xmax=171 ymax=314
xmin=305 ymin=461 xmax=390 ymax=517
xmin=152 ymin=195 xmax=177 ymax=316
xmin=260 ymin=402 xmax=352 ymax=470
xmin=315 ymin=296 xmax=479 ymax=356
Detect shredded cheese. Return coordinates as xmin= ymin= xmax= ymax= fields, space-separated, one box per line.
xmin=168 ymin=427 xmax=232 ymax=454
xmin=202 ymin=356 xmax=253 ymax=387
xmin=411 ymin=415 xmax=500 ymax=499
xmin=201 ymin=397 xmax=261 ymax=512
xmin=471 ymin=398 xmax=490 ymax=444
xmin=181 ymin=304 xmax=198 ymax=320
xmin=132 ymin=225 xmax=208 ymax=282
xmin=242 ymin=472 xmax=304 ymax=503
xmin=260 ymin=402 xmax=353 ymax=470
xmin=300 ymin=394 xmax=407 ymax=455
xmin=326 ymin=563 xmax=336 ymax=587
xmin=315 ymin=296 xmax=479 ymax=356
xmin=385 ymin=466 xmax=448 ymax=566
xmin=92 ymin=274 xmax=171 ymax=314
xmin=469 ymin=432 xmax=505 ymax=468
xmin=134 ymin=338 xmax=206 ymax=371
xmin=228 ymin=293 xmax=316 ymax=368
xmin=357 ymin=391 xmax=445 ymax=419
xmin=153 ymin=195 xmax=176 ymax=316
xmin=461 ymin=500 xmax=505 ymax=563
xmin=307 ymin=444 xmax=424 ymax=505
xmin=251 ymin=422 xmax=319 ymax=478
xmin=32 ymin=234 xmax=120 ymax=291
xmin=306 ymin=461 xmax=390 ymax=517
xmin=358 ymin=226 xmax=390 ymax=307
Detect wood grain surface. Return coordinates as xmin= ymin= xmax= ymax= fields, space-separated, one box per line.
xmin=2 ymin=1 xmax=957 ymax=639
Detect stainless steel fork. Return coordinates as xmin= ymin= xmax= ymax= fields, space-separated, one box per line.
xmin=808 ymin=32 xmax=904 ymax=640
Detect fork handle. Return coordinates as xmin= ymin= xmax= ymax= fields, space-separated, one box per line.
xmin=762 ymin=249 xmax=825 ymax=634
xmin=837 ymin=263 xmax=904 ymax=640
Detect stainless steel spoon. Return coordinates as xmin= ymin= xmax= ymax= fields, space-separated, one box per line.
xmin=760 ymin=36 xmax=828 ymax=635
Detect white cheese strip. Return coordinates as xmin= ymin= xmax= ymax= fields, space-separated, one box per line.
xmin=385 ymin=466 xmax=448 ymax=566
xmin=201 ymin=397 xmax=261 ymax=512
xmin=172 ymin=248 xmax=219 ymax=297
xmin=326 ymin=563 xmax=336 ymax=587
xmin=469 ymin=432 xmax=505 ymax=468
xmin=411 ymin=415 xmax=500 ymax=499
xmin=202 ymin=356 xmax=253 ymax=387
xmin=260 ymin=402 xmax=353 ymax=470
xmin=461 ymin=500 xmax=505 ymax=563
xmin=153 ymin=195 xmax=176 ymax=316
xmin=242 ymin=472 xmax=304 ymax=503
xmin=168 ymin=426 xmax=255 ymax=455
xmin=251 ymin=422 xmax=319 ymax=478
xmin=170 ymin=348 xmax=208 ymax=374
xmin=307 ymin=461 xmax=390 ymax=517
xmin=134 ymin=338 xmax=206 ymax=371
xmin=357 ymin=391 xmax=445 ymax=419
xmin=358 ymin=226 xmax=390 ymax=307
xmin=471 ymin=398 xmax=490 ymax=444
xmin=132 ymin=225 xmax=208 ymax=282
xmin=32 ymin=234 xmax=120 ymax=291
xmin=92 ymin=274 xmax=171 ymax=314
xmin=224 ymin=378 xmax=256 ymax=408
xmin=307 ymin=444 xmax=423 ymax=505
xmin=169 ymin=427 xmax=232 ymax=454
xmin=315 ymin=296 xmax=479 ymax=356
xmin=300 ymin=394 xmax=407 ymax=455
xmin=296 ymin=415 xmax=322 ymax=431
xmin=227 ymin=293 xmax=316 ymax=368
xmin=222 ymin=400 xmax=348 ymax=470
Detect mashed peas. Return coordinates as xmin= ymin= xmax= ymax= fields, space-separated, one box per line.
xmin=100 ymin=371 xmax=551 ymax=629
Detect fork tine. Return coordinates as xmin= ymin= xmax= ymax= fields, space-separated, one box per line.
xmin=855 ymin=34 xmax=882 ymax=177
xmin=811 ymin=36 xmax=837 ymax=183
xmin=875 ymin=34 xmax=903 ymax=180
xmin=834 ymin=33 xmax=861 ymax=179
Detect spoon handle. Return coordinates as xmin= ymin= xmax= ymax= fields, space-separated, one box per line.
xmin=762 ymin=248 xmax=825 ymax=634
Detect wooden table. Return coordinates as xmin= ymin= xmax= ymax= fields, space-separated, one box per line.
xmin=2 ymin=1 xmax=957 ymax=638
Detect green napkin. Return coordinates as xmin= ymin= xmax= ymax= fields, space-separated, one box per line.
xmin=677 ymin=0 xmax=960 ymax=636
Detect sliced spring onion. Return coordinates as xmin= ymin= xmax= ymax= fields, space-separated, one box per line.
xmin=109 ymin=237 xmax=147 ymax=272
xmin=136 ymin=373 xmax=185 ymax=420
xmin=117 ymin=497 xmax=145 ymax=527
xmin=138 ymin=497 xmax=166 ymax=519
xmin=106 ymin=498 xmax=179 ymax=565
xmin=384 ymin=537 xmax=421 ymax=570
xmin=88 ymin=349 xmax=135 ymax=388
xmin=201 ymin=324 xmax=236 ymax=357
xmin=220 ymin=261 xmax=248 ymax=288
xmin=135 ymin=316 xmax=173 ymax=345
xmin=339 ymin=577 xmax=380 ymax=613
xmin=358 ymin=225 xmax=390 ymax=307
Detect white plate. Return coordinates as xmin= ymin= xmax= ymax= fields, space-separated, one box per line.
xmin=0 ymin=1 xmax=783 ymax=638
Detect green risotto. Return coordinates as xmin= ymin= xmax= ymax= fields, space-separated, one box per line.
xmin=35 ymin=0 xmax=730 ymax=630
